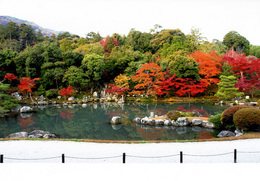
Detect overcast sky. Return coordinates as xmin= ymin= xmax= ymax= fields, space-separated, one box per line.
xmin=1 ymin=0 xmax=260 ymax=45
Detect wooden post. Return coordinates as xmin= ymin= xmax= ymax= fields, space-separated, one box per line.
xmin=234 ymin=149 xmax=237 ymax=163
xmin=0 ymin=155 xmax=3 ymax=163
xmin=180 ymin=151 xmax=183 ymax=163
xmin=62 ymin=154 xmax=65 ymax=163
xmin=123 ymin=153 xmax=126 ymax=164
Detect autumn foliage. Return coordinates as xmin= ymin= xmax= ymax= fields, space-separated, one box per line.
xmin=18 ymin=77 xmax=40 ymax=94
xmin=190 ymin=50 xmax=222 ymax=85
xmin=131 ymin=62 xmax=165 ymax=96
xmin=4 ymin=73 xmax=17 ymax=81
xmin=105 ymin=84 xmax=131 ymax=96
xmin=59 ymin=86 xmax=75 ymax=97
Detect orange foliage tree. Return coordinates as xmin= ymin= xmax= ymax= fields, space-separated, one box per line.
xmin=190 ymin=50 xmax=222 ymax=85
xmin=18 ymin=77 xmax=40 ymax=101
xmin=131 ymin=62 xmax=166 ymax=97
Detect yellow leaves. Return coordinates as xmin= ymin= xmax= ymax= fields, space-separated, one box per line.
xmin=114 ymin=74 xmax=130 ymax=88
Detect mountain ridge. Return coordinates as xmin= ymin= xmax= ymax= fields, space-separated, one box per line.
xmin=0 ymin=15 xmax=64 ymax=36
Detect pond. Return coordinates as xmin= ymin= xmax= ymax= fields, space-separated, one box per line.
xmin=0 ymin=102 xmax=227 ymax=141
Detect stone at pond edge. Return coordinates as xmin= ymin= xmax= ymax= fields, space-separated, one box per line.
xmin=192 ymin=119 xmax=202 ymax=126
xmin=133 ymin=117 xmax=141 ymax=124
xmin=6 ymin=130 xmax=56 ymax=139
xmin=217 ymin=130 xmax=235 ymax=138
xmin=176 ymin=117 xmax=190 ymax=126
xmin=235 ymin=130 xmax=243 ymax=137
xmin=110 ymin=116 xmax=121 ymax=124
xmin=20 ymin=106 xmax=33 ymax=113
xmin=202 ymin=121 xmax=215 ymax=129
xmin=28 ymin=130 xmax=56 ymax=138
xmin=7 ymin=132 xmax=28 ymax=138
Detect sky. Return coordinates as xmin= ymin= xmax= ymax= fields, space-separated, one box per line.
xmin=1 ymin=0 xmax=260 ymax=45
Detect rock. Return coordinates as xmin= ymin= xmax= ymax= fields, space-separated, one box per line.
xmin=20 ymin=106 xmax=33 ymax=113
xmin=235 ymin=130 xmax=243 ymax=137
xmin=176 ymin=117 xmax=189 ymax=126
xmin=217 ymin=130 xmax=235 ymax=138
xmin=135 ymin=98 xmax=141 ymax=102
xmin=192 ymin=119 xmax=202 ymax=126
xmin=245 ymin=96 xmax=250 ymax=99
xmin=192 ymin=110 xmax=203 ymax=117
xmin=11 ymin=92 xmax=22 ymax=100
xmin=82 ymin=104 xmax=87 ymax=108
xmin=133 ymin=117 xmax=141 ymax=124
xmin=249 ymin=102 xmax=258 ymax=106
xmin=164 ymin=119 xmax=172 ymax=126
xmin=93 ymin=91 xmax=98 ymax=98
xmin=68 ymin=96 xmax=75 ymax=101
xmin=150 ymin=112 xmax=155 ymax=118
xmin=7 ymin=131 xmax=28 ymax=138
xmin=202 ymin=121 xmax=215 ymax=129
xmin=141 ymin=117 xmax=154 ymax=125
xmin=154 ymin=119 xmax=164 ymax=125
xmin=28 ymin=130 xmax=56 ymax=139
xmin=110 ymin=116 xmax=121 ymax=124
xmin=38 ymin=95 xmax=46 ymax=101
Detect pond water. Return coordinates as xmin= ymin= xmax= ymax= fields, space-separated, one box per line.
xmin=0 ymin=102 xmax=227 ymax=141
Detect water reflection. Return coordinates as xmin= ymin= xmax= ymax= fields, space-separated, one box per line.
xmin=0 ymin=102 xmax=226 ymax=140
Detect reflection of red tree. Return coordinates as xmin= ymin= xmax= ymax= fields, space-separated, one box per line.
xmin=60 ymin=110 xmax=74 ymax=120
xmin=196 ymin=131 xmax=213 ymax=140
xmin=136 ymin=127 xmax=163 ymax=140
xmin=18 ymin=116 xmax=35 ymax=132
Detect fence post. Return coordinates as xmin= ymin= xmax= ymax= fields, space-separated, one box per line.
xmin=234 ymin=149 xmax=237 ymax=163
xmin=123 ymin=153 xmax=126 ymax=164
xmin=0 ymin=155 xmax=3 ymax=163
xmin=62 ymin=154 xmax=65 ymax=163
xmin=180 ymin=151 xmax=183 ymax=163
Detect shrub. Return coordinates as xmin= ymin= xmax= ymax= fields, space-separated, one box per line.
xmin=167 ymin=111 xmax=181 ymax=121
xmin=221 ymin=105 xmax=251 ymax=130
xmin=233 ymin=108 xmax=260 ymax=131
xmin=209 ymin=114 xmax=222 ymax=130
xmin=45 ymin=90 xmax=58 ymax=99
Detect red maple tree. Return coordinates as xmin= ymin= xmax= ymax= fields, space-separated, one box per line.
xmin=105 ymin=84 xmax=131 ymax=96
xmin=131 ymin=62 xmax=166 ymax=97
xmin=3 ymin=73 xmax=17 ymax=81
xmin=190 ymin=50 xmax=222 ymax=85
xmin=18 ymin=77 xmax=40 ymax=98
xmin=59 ymin=86 xmax=75 ymax=98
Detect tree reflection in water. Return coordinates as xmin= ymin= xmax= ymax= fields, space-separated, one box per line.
xmin=0 ymin=102 xmax=226 ymax=140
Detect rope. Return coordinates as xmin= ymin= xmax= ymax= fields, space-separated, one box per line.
xmin=4 ymin=156 xmax=61 ymax=160
xmin=66 ymin=155 xmax=122 ymax=160
xmin=127 ymin=154 xmax=179 ymax=158
xmin=184 ymin=152 xmax=233 ymax=157
xmin=238 ymin=151 xmax=260 ymax=154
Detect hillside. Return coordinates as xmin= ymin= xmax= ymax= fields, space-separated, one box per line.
xmin=0 ymin=16 xmax=63 ymax=36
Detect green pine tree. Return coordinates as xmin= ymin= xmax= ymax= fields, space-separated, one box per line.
xmin=215 ymin=75 xmax=244 ymax=101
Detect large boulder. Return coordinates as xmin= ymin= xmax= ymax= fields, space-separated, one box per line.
xmin=192 ymin=110 xmax=203 ymax=117
xmin=217 ymin=130 xmax=235 ymax=138
xmin=11 ymin=92 xmax=22 ymax=100
xmin=110 ymin=116 xmax=121 ymax=124
xmin=20 ymin=106 xmax=33 ymax=113
xmin=28 ymin=130 xmax=56 ymax=138
xmin=202 ymin=121 xmax=215 ymax=129
xmin=154 ymin=119 xmax=164 ymax=125
xmin=192 ymin=119 xmax=202 ymax=126
xmin=176 ymin=117 xmax=190 ymax=126
xmin=164 ymin=119 xmax=172 ymax=126
xmin=7 ymin=132 xmax=28 ymax=138
xmin=235 ymin=130 xmax=243 ymax=137
xmin=133 ymin=117 xmax=141 ymax=124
